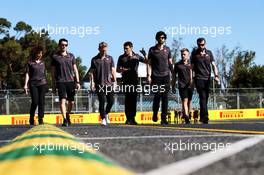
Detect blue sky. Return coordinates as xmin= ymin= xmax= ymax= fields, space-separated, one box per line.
xmin=1 ymin=0 xmax=263 ymax=68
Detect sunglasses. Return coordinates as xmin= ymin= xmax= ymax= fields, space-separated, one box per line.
xmin=198 ymin=43 xmax=205 ymax=46
xmin=60 ymin=44 xmax=68 ymax=47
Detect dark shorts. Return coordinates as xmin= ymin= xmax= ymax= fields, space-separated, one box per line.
xmin=57 ymin=82 xmax=75 ymax=101
xmin=179 ymin=87 xmax=193 ymax=101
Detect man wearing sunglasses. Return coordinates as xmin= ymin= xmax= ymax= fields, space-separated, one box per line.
xmin=51 ymin=38 xmax=81 ymax=127
xmin=147 ymin=31 xmax=173 ymax=125
xmin=191 ymin=38 xmax=220 ymax=124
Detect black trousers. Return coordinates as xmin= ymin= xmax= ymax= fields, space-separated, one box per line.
xmin=29 ymin=84 xmax=47 ymax=121
xmin=124 ymin=84 xmax=138 ymax=121
xmin=152 ymin=75 xmax=170 ymax=120
xmin=96 ymin=85 xmax=114 ymax=119
xmin=195 ymin=79 xmax=210 ymax=122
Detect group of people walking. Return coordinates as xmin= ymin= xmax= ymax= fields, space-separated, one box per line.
xmin=24 ymin=31 xmax=219 ymax=126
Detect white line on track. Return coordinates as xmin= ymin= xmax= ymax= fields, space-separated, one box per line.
xmin=0 ymin=140 xmax=11 ymax=143
xmin=139 ymin=136 xmax=264 ymax=175
xmin=77 ymin=134 xmax=264 ymax=140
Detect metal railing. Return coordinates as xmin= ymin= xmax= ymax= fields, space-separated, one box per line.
xmin=0 ymin=88 xmax=263 ymax=115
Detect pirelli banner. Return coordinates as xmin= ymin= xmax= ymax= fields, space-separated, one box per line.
xmin=0 ymin=108 xmax=264 ymax=125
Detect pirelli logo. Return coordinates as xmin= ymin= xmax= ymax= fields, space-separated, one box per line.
xmin=141 ymin=113 xmax=157 ymax=121
xmin=56 ymin=114 xmax=84 ymax=124
xmin=256 ymin=110 xmax=264 ymax=117
xmin=99 ymin=113 xmax=125 ymax=122
xmin=11 ymin=116 xmax=30 ymax=125
xmin=220 ymin=111 xmax=244 ymax=118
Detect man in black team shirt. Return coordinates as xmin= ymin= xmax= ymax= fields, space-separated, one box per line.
xmin=172 ymin=48 xmax=193 ymax=124
xmin=191 ymin=38 xmax=220 ymax=124
xmin=89 ymin=42 xmax=116 ymax=126
xmin=147 ymin=31 xmax=173 ymax=125
xmin=51 ymin=38 xmax=81 ymax=127
xmin=117 ymin=41 xmax=148 ymax=125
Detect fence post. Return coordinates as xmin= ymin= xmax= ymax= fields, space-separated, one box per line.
xmin=140 ymin=93 xmax=143 ymax=111
xmin=75 ymin=92 xmax=78 ymax=112
xmin=212 ymin=90 xmax=216 ymax=109
xmin=212 ymin=78 xmax=216 ymax=109
xmin=5 ymin=90 xmax=10 ymax=115
xmin=114 ymin=95 xmax=117 ymax=112
xmin=51 ymin=92 xmax=54 ymax=113
xmin=89 ymin=93 xmax=92 ymax=113
xmin=237 ymin=92 xmax=240 ymax=109
xmin=260 ymin=92 xmax=263 ymax=108
xmin=177 ymin=90 xmax=180 ymax=109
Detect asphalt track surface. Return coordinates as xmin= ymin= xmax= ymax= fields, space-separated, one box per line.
xmin=1 ymin=120 xmax=264 ymax=175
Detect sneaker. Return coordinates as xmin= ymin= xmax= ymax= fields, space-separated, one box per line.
xmin=105 ymin=114 xmax=110 ymax=124
xmin=184 ymin=115 xmax=190 ymax=124
xmin=131 ymin=119 xmax=138 ymax=125
xmin=125 ymin=121 xmax=138 ymax=125
xmin=62 ymin=118 xmax=68 ymax=127
xmin=29 ymin=117 xmax=34 ymax=125
xmin=125 ymin=120 xmax=131 ymax=125
xmin=66 ymin=113 xmax=71 ymax=125
xmin=202 ymin=120 xmax=208 ymax=124
xmin=152 ymin=114 xmax=158 ymax=122
xmin=161 ymin=120 xmax=169 ymax=125
xmin=185 ymin=119 xmax=190 ymax=124
xmin=200 ymin=117 xmax=209 ymax=124
xmin=38 ymin=119 xmax=44 ymax=125
xmin=101 ymin=118 xmax=107 ymax=126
